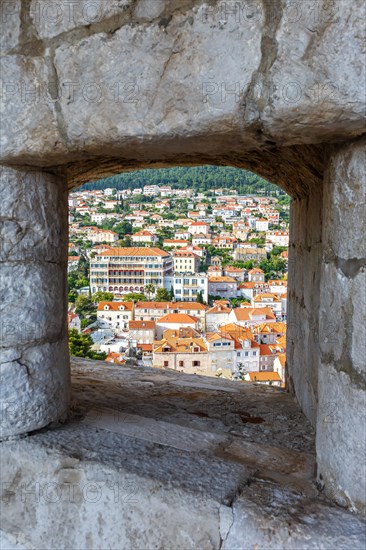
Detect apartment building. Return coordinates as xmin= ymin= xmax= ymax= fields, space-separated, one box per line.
xmin=97 ymin=301 xmax=134 ymax=332
xmin=170 ymin=273 xmax=208 ymax=303
xmin=234 ymin=247 xmax=267 ymax=262
xmin=87 ymin=229 xmax=119 ymax=244
xmin=134 ymin=301 xmax=207 ymax=327
xmin=172 ymin=250 xmax=200 ymax=273
xmin=153 ymin=334 xmax=208 ymax=372
xmin=208 ymin=276 xmax=237 ymax=299
xmin=131 ymin=230 xmax=158 ymax=244
xmin=90 ymin=247 xmax=173 ymax=295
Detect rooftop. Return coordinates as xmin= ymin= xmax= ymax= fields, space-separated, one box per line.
xmin=100 ymin=247 xmax=169 ymax=257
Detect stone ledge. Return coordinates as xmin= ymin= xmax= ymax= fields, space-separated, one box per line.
xmin=1 ymin=358 xmax=365 ymax=549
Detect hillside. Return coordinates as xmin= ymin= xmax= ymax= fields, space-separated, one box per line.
xmin=81 ymin=166 xmax=283 ymax=196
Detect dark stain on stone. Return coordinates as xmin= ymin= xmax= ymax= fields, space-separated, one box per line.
xmin=239 ymin=412 xmax=265 ymax=424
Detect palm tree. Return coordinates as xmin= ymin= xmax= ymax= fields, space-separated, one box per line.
xmin=145 ymin=284 xmax=155 ymax=300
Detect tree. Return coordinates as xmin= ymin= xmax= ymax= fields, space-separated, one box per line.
xmin=196 ymin=290 xmax=204 ymax=304
xmin=169 ymin=285 xmax=175 ymax=301
xmin=75 ymin=295 xmax=94 ymax=318
xmin=123 ymin=292 xmax=147 ymax=302
xmin=114 ymin=220 xmax=133 ymax=239
xmin=144 ymin=284 xmax=155 ymax=299
xmin=68 ymin=329 xmax=106 ymax=360
xmin=68 ymin=289 xmax=78 ymax=303
xmin=155 ymin=287 xmax=171 ymax=301
xmin=92 ymin=291 xmax=114 ymax=304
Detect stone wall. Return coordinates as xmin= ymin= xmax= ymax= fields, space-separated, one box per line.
xmin=317 ymin=139 xmax=366 ymax=514
xmin=286 ymin=183 xmax=323 ymax=426
xmin=0 ymin=167 xmax=70 ymax=438
xmin=0 ymin=0 xmax=365 ymax=516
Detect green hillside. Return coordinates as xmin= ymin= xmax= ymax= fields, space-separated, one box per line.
xmin=81 ymin=165 xmax=283 ymax=196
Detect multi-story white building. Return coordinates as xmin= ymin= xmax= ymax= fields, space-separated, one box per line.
xmin=90 ymin=247 xmax=173 ymax=295
xmin=266 ymin=231 xmax=289 ymax=247
xmin=165 ymin=273 xmax=208 ymax=303
xmin=131 ymin=230 xmax=158 ymax=245
xmin=97 ymin=301 xmax=134 ymax=332
xmin=173 ymin=250 xmax=200 ymax=274
xmin=251 ymin=293 xmax=282 ymax=318
xmin=188 ymin=222 xmax=210 ymax=235
xmin=88 ymin=229 xmax=119 ymax=244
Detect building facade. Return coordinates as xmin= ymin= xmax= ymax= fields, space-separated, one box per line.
xmin=90 ymin=247 xmax=173 ymax=295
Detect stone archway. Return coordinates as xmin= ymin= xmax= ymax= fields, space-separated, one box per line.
xmin=1 ymin=0 xmax=365 ymax=515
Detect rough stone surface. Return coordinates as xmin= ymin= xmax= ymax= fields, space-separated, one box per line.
xmin=286 ymin=184 xmax=323 ymax=426
xmin=254 ymin=0 xmax=366 ymax=143
xmin=0 ymin=0 xmax=365 ymax=522
xmin=0 ymin=167 xmax=70 ymax=439
xmin=1 ymin=358 xmax=365 ymax=550
xmin=30 ymin=0 xmax=133 ymax=39
xmin=0 ymin=0 xmax=21 ymax=53
xmin=0 ymin=0 xmax=365 ymax=193
xmin=316 ymin=140 xmax=366 ymax=515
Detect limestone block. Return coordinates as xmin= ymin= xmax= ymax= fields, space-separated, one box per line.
xmin=0 ymin=56 xmax=67 ymax=164
xmin=0 ymin=167 xmax=70 ymax=439
xmin=323 ymin=141 xmax=366 ymax=259
xmin=30 ymin=0 xmax=133 ymax=39
xmin=0 ymin=167 xmax=68 ymax=263
xmin=0 ymin=263 xmax=67 ymax=345
xmin=316 ymin=363 xmax=366 ymax=515
xmin=0 ymin=340 xmax=70 ymax=438
xmin=0 ymin=0 xmax=21 ymax=53
xmin=224 ymin=478 xmax=366 ymax=549
xmin=258 ymin=0 xmax=366 ymax=142
xmin=53 ymin=8 xmax=262 ymax=150
xmin=133 ymin=0 xmax=166 ymax=21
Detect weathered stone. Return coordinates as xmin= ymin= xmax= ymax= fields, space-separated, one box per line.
xmin=30 ymin=0 xmax=133 ymax=39
xmin=224 ymin=478 xmax=366 ymax=549
xmin=133 ymin=0 xmax=166 ymax=21
xmin=0 ymin=166 xmax=68 ymax=263
xmin=0 ymin=167 xmax=70 ymax=439
xmin=52 ymin=10 xmax=262 ymax=150
xmin=323 ymin=140 xmax=366 ymax=259
xmin=0 ymin=0 xmax=21 ymax=53
xmin=316 ymin=364 xmax=366 ymax=515
xmin=255 ymin=0 xmax=366 ymax=143
xmin=316 ymin=140 xmax=366 ymax=515
xmin=0 ymin=56 xmax=68 ymax=164
xmin=286 ymin=185 xmax=323 ymax=425
xmin=0 ymin=339 xmax=70 ymax=438
xmin=1 ymin=358 xmax=364 ymax=549
xmin=0 ymin=0 xmax=365 ymax=523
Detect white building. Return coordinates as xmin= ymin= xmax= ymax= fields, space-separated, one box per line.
xmin=188 ymin=222 xmax=210 ymax=235
xmin=97 ymin=301 xmax=134 ymax=332
xmin=168 ymin=273 xmax=208 ymax=303
xmin=156 ymin=313 xmax=199 ymax=338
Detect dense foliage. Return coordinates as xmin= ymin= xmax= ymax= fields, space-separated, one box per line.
xmin=81 ymin=166 xmax=281 ymax=196
xmin=68 ymin=329 xmax=107 ymax=360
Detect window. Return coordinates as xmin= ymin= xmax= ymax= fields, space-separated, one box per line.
xmin=237 ymin=352 xmax=241 ymax=357
xmin=244 ymin=352 xmax=249 ymax=357
xmin=164 ymin=361 xmax=169 ymax=367
xmin=179 ymin=361 xmax=184 ymax=367
xmin=192 ymin=361 xmax=200 ymax=367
